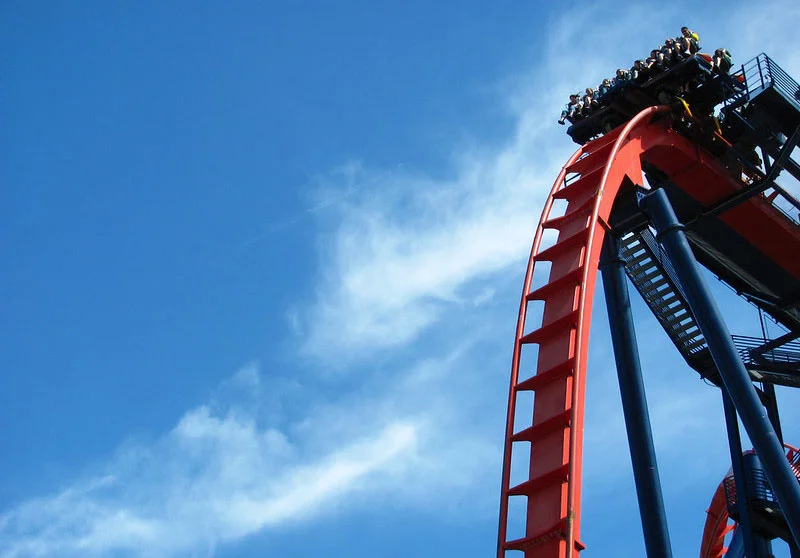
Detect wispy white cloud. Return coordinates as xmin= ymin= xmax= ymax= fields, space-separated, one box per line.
xmin=0 ymin=365 xmax=424 ymax=558
xmin=0 ymin=338 xmax=504 ymax=558
xmin=297 ymin=0 xmax=800 ymax=365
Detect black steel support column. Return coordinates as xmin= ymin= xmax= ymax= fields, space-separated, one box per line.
xmin=762 ymin=383 xmax=784 ymax=446
xmin=722 ymin=391 xmax=759 ymax=558
xmin=640 ymin=187 xmax=800 ymax=548
xmin=743 ymin=453 xmax=776 ymax=557
xmin=600 ymin=234 xmax=673 ymax=558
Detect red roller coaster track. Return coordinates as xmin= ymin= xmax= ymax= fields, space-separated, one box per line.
xmin=497 ymin=105 xmax=800 ymax=558
xmin=700 ymin=445 xmax=800 ymax=558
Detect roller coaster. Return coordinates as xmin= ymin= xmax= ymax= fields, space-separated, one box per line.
xmin=497 ymin=51 xmax=800 ymax=557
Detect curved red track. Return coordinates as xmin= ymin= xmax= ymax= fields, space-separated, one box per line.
xmin=700 ymin=445 xmax=800 ymax=558
xmin=497 ymin=107 xmax=800 ymax=558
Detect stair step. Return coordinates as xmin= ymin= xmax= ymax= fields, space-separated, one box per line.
xmin=650 ymin=292 xmax=678 ymax=307
xmin=520 ymin=310 xmax=580 ymax=345
xmin=682 ymin=337 xmax=708 ymax=352
xmin=662 ymin=308 xmax=691 ymax=327
xmin=624 ymin=250 xmax=652 ymax=268
xmin=640 ymin=276 xmax=669 ymax=293
xmin=644 ymin=284 xmax=680 ymax=306
xmin=620 ymin=235 xmax=643 ymax=253
xmin=672 ymin=323 xmax=701 ymax=339
xmin=630 ymin=266 xmax=661 ymax=284
xmin=534 ymin=228 xmax=590 ymax=262
xmin=517 ymin=358 xmax=576 ymax=391
xmin=526 ymin=266 xmax=585 ymax=302
xmin=675 ymin=331 xmax=704 ymax=347
xmin=512 ymin=409 xmax=572 ymax=443
xmin=627 ymin=254 xmax=657 ymax=272
xmin=507 ymin=464 xmax=570 ymax=496
xmin=650 ymin=299 xmax=679 ymax=315
xmin=622 ymin=246 xmax=645 ymax=262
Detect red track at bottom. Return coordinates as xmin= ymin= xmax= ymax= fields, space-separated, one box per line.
xmin=700 ymin=445 xmax=800 ymax=558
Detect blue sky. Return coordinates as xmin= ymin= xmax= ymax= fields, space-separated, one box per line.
xmin=2 ymin=1 xmax=800 ymax=556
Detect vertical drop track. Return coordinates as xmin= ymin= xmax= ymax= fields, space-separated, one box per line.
xmin=498 ymin=107 xmax=667 ymax=558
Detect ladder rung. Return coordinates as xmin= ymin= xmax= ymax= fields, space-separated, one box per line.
xmin=586 ymin=125 xmax=624 ymax=150
xmin=553 ymin=168 xmax=602 ymax=201
xmin=516 ymin=357 xmax=576 ymax=391
xmin=564 ymin=142 xmax=614 ymax=176
xmin=508 ymin=464 xmax=569 ymax=496
xmin=534 ymin=228 xmax=590 ymax=262
xmin=542 ymin=198 xmax=594 ymax=230
xmin=503 ymin=519 xmax=567 ymax=552
xmin=520 ymin=310 xmax=580 ymax=345
xmin=512 ymin=409 xmax=572 ymax=443
xmin=526 ymin=266 xmax=585 ymax=302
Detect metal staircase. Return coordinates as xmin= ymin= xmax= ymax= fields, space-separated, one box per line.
xmin=619 ymin=228 xmax=712 ymax=373
xmin=618 ymin=227 xmax=800 ymax=388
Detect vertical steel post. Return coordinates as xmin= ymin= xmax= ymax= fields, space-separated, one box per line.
xmin=600 ymin=234 xmax=673 ymax=558
xmin=743 ymin=453 xmax=776 ymax=557
xmin=640 ymin=187 xmax=800 ymax=548
xmin=722 ymin=391 xmax=759 ymax=558
xmin=763 ymin=383 xmax=784 ymax=445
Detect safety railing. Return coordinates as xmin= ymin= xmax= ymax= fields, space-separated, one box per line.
xmin=731 ymin=53 xmax=800 ymax=111
xmin=764 ymin=185 xmax=800 ymax=226
xmin=732 ymin=334 xmax=800 ymax=369
xmin=723 ymin=469 xmax=777 ymax=512
xmin=762 ymin=54 xmax=800 ymax=110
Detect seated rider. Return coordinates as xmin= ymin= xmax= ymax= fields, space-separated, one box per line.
xmin=712 ymin=48 xmax=733 ymax=74
xmin=611 ymin=68 xmax=630 ymax=90
xmin=630 ymin=60 xmax=649 ymax=84
xmin=661 ymin=38 xmax=679 ymax=67
xmin=672 ymin=38 xmax=687 ymax=61
xmin=581 ymin=88 xmax=599 ymax=115
xmin=680 ymin=26 xmax=700 ymax=54
xmin=646 ymin=50 xmax=663 ymax=73
xmin=558 ymin=94 xmax=583 ymax=125
xmin=597 ymin=78 xmax=612 ymax=99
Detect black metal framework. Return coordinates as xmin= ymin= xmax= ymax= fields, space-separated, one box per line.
xmin=639 ymin=187 xmax=800 ymax=550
